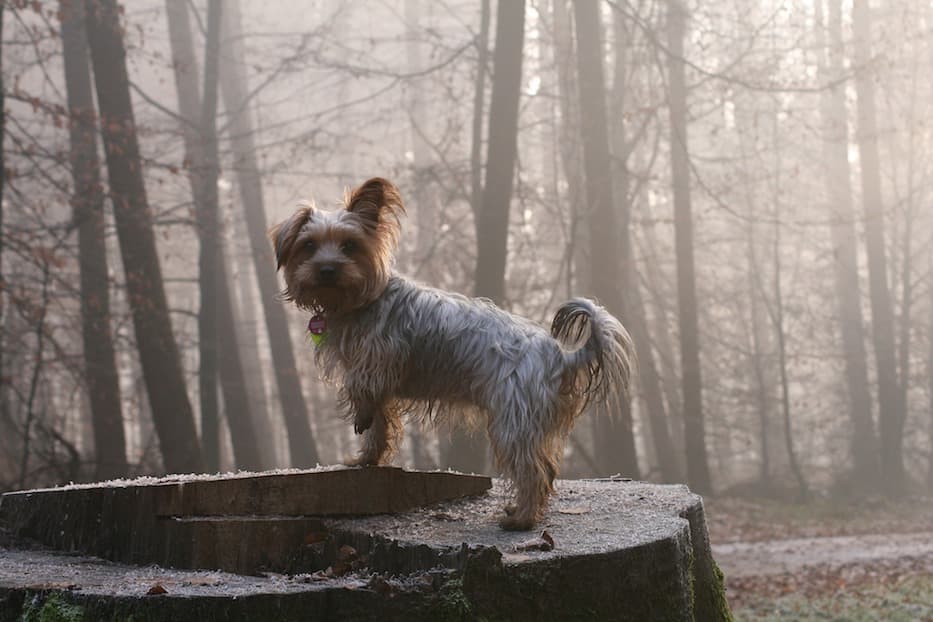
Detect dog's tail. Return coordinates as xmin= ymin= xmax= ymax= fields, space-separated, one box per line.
xmin=551 ymin=298 xmax=636 ymax=415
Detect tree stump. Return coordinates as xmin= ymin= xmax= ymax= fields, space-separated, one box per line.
xmin=0 ymin=468 xmax=732 ymax=621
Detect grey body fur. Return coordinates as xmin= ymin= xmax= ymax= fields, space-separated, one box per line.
xmin=270 ymin=178 xmax=635 ymax=530
xmin=319 ymin=275 xmax=634 ymax=529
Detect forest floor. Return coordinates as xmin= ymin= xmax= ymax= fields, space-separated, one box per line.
xmin=706 ymin=495 xmax=933 ymax=620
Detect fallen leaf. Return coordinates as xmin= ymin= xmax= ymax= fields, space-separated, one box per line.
xmin=146 ymin=583 xmax=168 ymax=595
xmin=515 ymin=530 xmax=555 ymax=552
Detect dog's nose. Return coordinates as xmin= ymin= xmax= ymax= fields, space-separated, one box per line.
xmin=318 ymin=264 xmax=338 ymax=283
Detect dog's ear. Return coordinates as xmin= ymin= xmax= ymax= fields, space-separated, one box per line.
xmin=269 ymin=206 xmax=312 ymax=270
xmin=344 ymin=178 xmax=405 ymax=237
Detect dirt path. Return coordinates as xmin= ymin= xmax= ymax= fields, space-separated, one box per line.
xmin=713 ymin=531 xmax=933 ymax=579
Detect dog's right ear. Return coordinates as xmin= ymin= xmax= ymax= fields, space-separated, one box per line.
xmin=269 ymin=206 xmax=312 ymax=270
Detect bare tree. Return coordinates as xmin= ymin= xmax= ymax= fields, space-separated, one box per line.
xmin=450 ymin=0 xmax=525 ymax=474
xmin=60 ymin=0 xmax=127 ymax=480
xmin=469 ymin=0 xmax=490 ymax=237
xmin=165 ymin=0 xmax=262 ymax=471
xmin=815 ymin=0 xmax=878 ymax=488
xmin=666 ymin=0 xmax=711 ymax=494
xmin=852 ymin=0 xmax=905 ymax=493
xmin=443 ymin=0 xmax=491 ymax=474
xmin=609 ymin=8 xmax=679 ymax=482
xmin=219 ymin=0 xmax=319 ymax=468
xmin=472 ymin=0 xmax=525 ymax=305
xmin=928 ymin=252 xmax=933 ymax=491
xmin=84 ymin=0 xmax=203 ymax=474
xmin=770 ymin=209 xmax=809 ymax=500
xmin=572 ymin=0 xmax=639 ymax=477
xmin=196 ymin=0 xmax=223 ymax=470
xmin=0 ymin=1 xmax=4 ymax=401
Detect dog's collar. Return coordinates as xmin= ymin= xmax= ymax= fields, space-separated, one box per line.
xmin=307 ymin=314 xmax=328 ymax=347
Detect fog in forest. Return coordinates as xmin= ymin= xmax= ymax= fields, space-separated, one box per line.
xmin=0 ymin=0 xmax=931 ymax=518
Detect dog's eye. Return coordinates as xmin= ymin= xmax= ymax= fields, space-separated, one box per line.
xmin=340 ymin=240 xmax=356 ymax=254
xmin=304 ymin=240 xmax=316 ymax=253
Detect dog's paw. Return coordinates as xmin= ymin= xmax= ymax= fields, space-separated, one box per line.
xmin=353 ymin=411 xmax=374 ymax=434
xmin=344 ymin=454 xmax=378 ymax=467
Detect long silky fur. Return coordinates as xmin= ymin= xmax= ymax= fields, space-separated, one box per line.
xmin=272 ymin=177 xmax=637 ymax=530
xmin=315 ymin=277 xmax=636 ymax=528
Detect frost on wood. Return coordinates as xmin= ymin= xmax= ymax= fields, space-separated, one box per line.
xmin=0 ymin=470 xmax=732 ymax=621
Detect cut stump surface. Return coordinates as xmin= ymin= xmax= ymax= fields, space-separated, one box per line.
xmin=0 ymin=469 xmax=732 ymax=621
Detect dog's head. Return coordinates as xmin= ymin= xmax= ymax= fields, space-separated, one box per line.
xmin=269 ymin=177 xmax=405 ymax=315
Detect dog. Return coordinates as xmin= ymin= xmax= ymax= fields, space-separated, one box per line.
xmin=270 ymin=178 xmax=635 ymax=530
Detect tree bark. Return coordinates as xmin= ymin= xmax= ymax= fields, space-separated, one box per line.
xmin=227 ymin=206 xmax=277 ymax=467
xmin=610 ymin=9 xmax=678 ymax=482
xmin=572 ymin=0 xmax=639 ymax=478
xmin=811 ymin=0 xmax=880 ymax=488
xmin=194 ymin=0 xmax=222 ymax=471
xmin=0 ymin=0 xmax=4 ymax=396
xmin=553 ymin=0 xmax=588 ymax=295
xmin=215 ymin=270 xmax=262 ymax=470
xmin=445 ymin=0 xmax=492 ymax=475
xmin=60 ymin=0 xmax=127 ymax=480
xmin=469 ymin=0 xmax=490 ymax=233
xmin=771 ymin=215 xmax=809 ymax=501
xmin=83 ymin=0 xmax=203 ymax=474
xmin=165 ymin=0 xmax=262 ymax=471
xmin=666 ymin=0 xmax=711 ymax=494
xmin=450 ymin=0 xmax=524 ymax=475
xmin=472 ymin=0 xmax=525 ymax=306
xmin=219 ymin=0 xmax=319 ymax=467
xmin=852 ymin=0 xmax=905 ymax=493
xmin=928 ymin=251 xmax=933 ymax=491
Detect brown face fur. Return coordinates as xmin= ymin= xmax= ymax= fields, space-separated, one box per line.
xmin=270 ymin=178 xmax=405 ymax=315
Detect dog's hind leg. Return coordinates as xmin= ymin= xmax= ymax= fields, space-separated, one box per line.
xmin=490 ymin=422 xmax=560 ymax=531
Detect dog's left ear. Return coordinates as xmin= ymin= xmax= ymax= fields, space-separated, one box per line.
xmin=269 ymin=206 xmax=312 ymax=270
xmin=345 ymin=178 xmax=405 ymax=237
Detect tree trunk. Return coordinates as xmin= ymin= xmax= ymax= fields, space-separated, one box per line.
xmin=812 ymin=0 xmax=880 ymax=489
xmin=747 ymin=223 xmax=771 ymax=489
xmin=638 ymin=211 xmax=684 ymax=454
xmin=0 ymin=2 xmax=6 ymax=450
xmin=895 ymin=39 xmax=920 ymax=479
xmin=572 ymin=0 xmax=639 ymax=478
xmin=60 ymin=0 xmax=127 ymax=480
xmin=0 ymin=0 xmax=4 ymax=388
xmin=450 ymin=0 xmax=525 ymax=475
xmin=771 ymin=214 xmax=809 ymax=501
xmin=228 ymin=206 xmax=277 ymax=467
xmin=852 ymin=0 xmax=905 ymax=493
xmin=405 ymin=0 xmax=439 ymax=288
xmin=553 ymin=0 xmax=588 ymax=296
xmin=928 ymin=251 xmax=933 ymax=491
xmin=165 ymin=0 xmax=262 ymax=471
xmin=469 ymin=0 xmax=490 ymax=233
xmin=194 ymin=0 xmax=223 ymax=471
xmin=472 ymin=0 xmax=525 ymax=306
xmin=666 ymin=0 xmax=711 ymax=494
xmin=83 ymin=0 xmax=203 ymax=474
xmin=219 ymin=0 xmax=319 ymax=467
xmin=402 ymin=0 xmax=438 ymax=470
xmin=609 ymin=9 xmax=677 ymax=481
xmin=215 ymin=268 xmax=262 ymax=470
xmin=445 ymin=0 xmax=492 ymax=475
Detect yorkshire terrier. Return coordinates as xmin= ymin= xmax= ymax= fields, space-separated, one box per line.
xmin=270 ymin=178 xmax=635 ymax=530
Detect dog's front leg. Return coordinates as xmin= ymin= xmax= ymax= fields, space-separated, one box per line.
xmin=345 ymin=393 xmax=401 ymax=466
